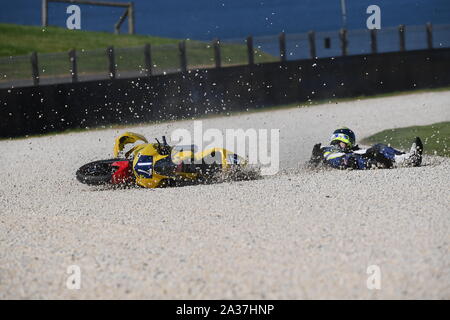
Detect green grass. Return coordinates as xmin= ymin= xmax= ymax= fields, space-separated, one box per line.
xmin=0 ymin=23 xmax=180 ymax=57
xmin=361 ymin=122 xmax=450 ymax=157
xmin=0 ymin=23 xmax=277 ymax=81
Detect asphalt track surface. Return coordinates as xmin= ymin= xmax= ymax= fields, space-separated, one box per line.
xmin=1 ymin=91 xmax=449 ymax=299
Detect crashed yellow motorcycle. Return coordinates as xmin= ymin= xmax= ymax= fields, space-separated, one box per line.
xmin=76 ymin=132 xmax=256 ymax=188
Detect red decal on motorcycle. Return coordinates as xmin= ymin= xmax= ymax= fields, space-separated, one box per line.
xmin=111 ymin=161 xmax=133 ymax=184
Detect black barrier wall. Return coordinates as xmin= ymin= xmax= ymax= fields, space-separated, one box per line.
xmin=1 ymin=48 xmax=450 ymax=138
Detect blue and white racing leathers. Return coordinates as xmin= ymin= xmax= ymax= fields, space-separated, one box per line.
xmin=322 ymin=144 xmax=405 ymax=169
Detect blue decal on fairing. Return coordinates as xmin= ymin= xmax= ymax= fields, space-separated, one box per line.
xmin=134 ymin=155 xmax=153 ymax=178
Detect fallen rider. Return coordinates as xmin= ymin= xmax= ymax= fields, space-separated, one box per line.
xmin=309 ymin=127 xmax=423 ymax=169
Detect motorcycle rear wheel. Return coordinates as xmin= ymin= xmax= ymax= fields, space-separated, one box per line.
xmin=76 ymin=159 xmax=129 ymax=185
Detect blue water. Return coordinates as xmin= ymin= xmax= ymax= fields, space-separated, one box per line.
xmin=1 ymin=0 xmax=449 ymax=40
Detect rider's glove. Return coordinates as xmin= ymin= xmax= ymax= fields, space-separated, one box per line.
xmin=309 ymin=143 xmax=323 ymax=166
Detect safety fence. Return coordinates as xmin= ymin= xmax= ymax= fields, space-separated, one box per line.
xmin=0 ymin=23 xmax=449 ymax=88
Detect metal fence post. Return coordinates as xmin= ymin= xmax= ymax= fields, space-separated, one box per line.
xmin=128 ymin=2 xmax=135 ymax=34
xmin=41 ymin=0 xmax=48 ymax=27
xmin=31 ymin=51 xmax=39 ymax=86
xmin=246 ymin=36 xmax=254 ymax=66
xmin=144 ymin=44 xmax=152 ymax=77
xmin=308 ymin=31 xmax=316 ymax=59
xmin=370 ymin=29 xmax=378 ymax=54
xmin=426 ymin=23 xmax=433 ymax=49
xmin=279 ymin=32 xmax=287 ymax=62
xmin=213 ymin=38 xmax=221 ymax=68
xmin=107 ymin=46 xmax=116 ymax=79
xmin=399 ymin=24 xmax=406 ymax=51
xmin=179 ymin=41 xmax=187 ymax=72
xmin=339 ymin=28 xmax=348 ymax=56
xmin=69 ymin=49 xmax=78 ymax=82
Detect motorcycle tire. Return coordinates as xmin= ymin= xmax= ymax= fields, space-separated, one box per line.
xmin=76 ymin=159 xmax=128 ymax=185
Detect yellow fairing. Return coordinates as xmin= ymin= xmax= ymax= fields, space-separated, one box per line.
xmin=112 ymin=131 xmax=246 ymax=188
xmin=113 ymin=132 xmax=148 ymax=157
xmin=132 ymin=143 xmax=170 ymax=188
xmin=195 ymin=147 xmax=243 ymax=170
xmin=173 ymin=147 xmax=244 ymax=170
